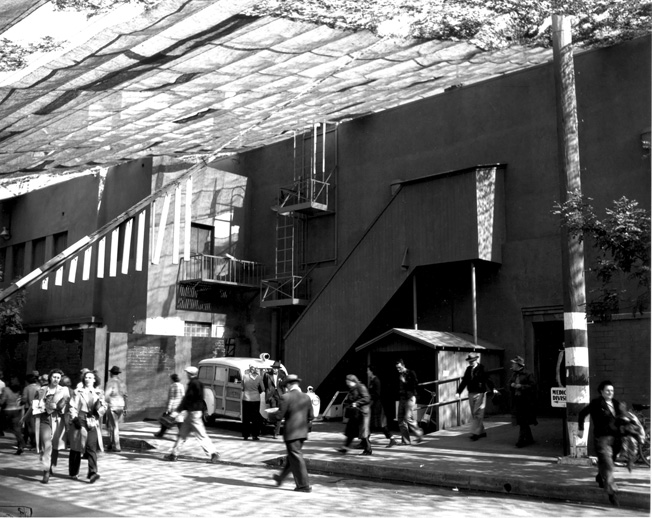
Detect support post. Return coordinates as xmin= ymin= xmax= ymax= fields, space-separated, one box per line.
xmin=471 ymin=262 xmax=477 ymax=345
xmin=552 ymin=14 xmax=591 ymax=463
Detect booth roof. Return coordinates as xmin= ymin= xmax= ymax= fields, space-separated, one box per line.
xmin=355 ymin=328 xmax=503 ymax=353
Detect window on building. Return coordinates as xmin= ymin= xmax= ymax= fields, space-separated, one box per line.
xmin=11 ymin=242 xmax=25 ymax=279
xmin=184 ymin=321 xmax=211 ymax=337
xmin=53 ymin=231 xmax=68 ymax=256
xmin=32 ymin=237 xmax=46 ymax=269
xmin=190 ymin=223 xmax=214 ymax=256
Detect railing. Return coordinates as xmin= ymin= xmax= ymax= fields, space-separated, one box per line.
xmin=261 ymin=274 xmax=310 ymax=304
xmin=278 ymin=177 xmax=329 ymax=209
xmin=419 ymin=367 xmax=504 ymax=427
xmin=178 ymin=254 xmax=265 ymax=288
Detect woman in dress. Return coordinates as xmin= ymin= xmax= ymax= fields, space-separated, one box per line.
xmin=33 ymin=368 xmax=70 ymax=484
xmin=68 ymin=369 xmax=107 ymax=483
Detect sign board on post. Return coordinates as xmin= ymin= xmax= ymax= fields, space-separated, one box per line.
xmin=551 ymin=387 xmax=567 ymax=407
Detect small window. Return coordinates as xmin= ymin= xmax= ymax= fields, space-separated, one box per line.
xmin=53 ymin=232 xmax=68 ymax=256
xmin=184 ymin=321 xmax=211 ymax=337
xmin=228 ymin=368 xmax=241 ymax=384
xmin=215 ymin=368 xmax=227 ymax=383
xmin=32 ymin=237 xmax=46 ymax=269
xmin=11 ymin=242 xmax=25 ymax=279
xmin=198 ymin=366 xmax=214 ymax=383
xmin=190 ymin=223 xmax=214 ymax=256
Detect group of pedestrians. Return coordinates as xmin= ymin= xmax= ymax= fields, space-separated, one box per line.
xmin=0 ymin=366 xmax=128 ymax=484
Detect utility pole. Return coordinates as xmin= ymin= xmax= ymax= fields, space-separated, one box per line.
xmin=552 ymin=14 xmax=591 ymax=462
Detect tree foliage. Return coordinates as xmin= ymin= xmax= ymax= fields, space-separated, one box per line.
xmin=0 ymin=36 xmax=63 ymax=72
xmin=554 ymin=191 xmax=651 ymax=321
xmin=245 ymin=0 xmax=652 ymax=50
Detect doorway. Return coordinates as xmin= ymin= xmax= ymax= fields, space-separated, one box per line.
xmin=533 ymin=321 xmax=565 ymax=416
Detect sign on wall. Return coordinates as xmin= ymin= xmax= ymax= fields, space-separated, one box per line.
xmin=551 ymin=387 xmax=567 ymax=407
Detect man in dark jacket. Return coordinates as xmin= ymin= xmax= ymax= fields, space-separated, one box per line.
xmin=337 ymin=374 xmax=372 ymax=455
xmin=263 ymin=360 xmax=286 ymax=438
xmin=396 ymin=359 xmax=423 ymax=445
xmin=456 ymin=353 xmax=498 ymax=441
xmin=270 ymin=374 xmax=314 ymax=492
xmin=164 ymin=366 xmax=219 ymax=464
xmin=577 ymin=380 xmax=625 ymax=507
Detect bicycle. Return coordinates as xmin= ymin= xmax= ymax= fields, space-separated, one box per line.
xmin=631 ymin=403 xmax=650 ymax=466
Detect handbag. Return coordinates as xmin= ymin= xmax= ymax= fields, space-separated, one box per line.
xmin=158 ymin=412 xmax=176 ymax=427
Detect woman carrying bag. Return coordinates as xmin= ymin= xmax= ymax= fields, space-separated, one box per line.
xmin=68 ymin=369 xmax=107 ymax=483
xmin=31 ymin=368 xmax=69 ymax=484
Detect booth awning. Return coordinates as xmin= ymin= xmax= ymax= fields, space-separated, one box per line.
xmin=355 ymin=328 xmax=504 ymax=353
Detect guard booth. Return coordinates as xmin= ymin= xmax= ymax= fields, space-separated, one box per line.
xmin=355 ymin=328 xmax=504 ymax=432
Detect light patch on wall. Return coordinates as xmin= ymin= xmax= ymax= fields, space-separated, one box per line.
xmin=145 ymin=316 xmax=184 ymax=336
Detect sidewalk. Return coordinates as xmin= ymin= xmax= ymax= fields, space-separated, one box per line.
xmin=116 ymin=415 xmax=649 ymax=511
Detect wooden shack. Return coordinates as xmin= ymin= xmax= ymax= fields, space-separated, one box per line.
xmin=355 ymin=328 xmax=504 ymax=432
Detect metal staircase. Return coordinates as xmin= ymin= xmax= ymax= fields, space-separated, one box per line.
xmin=261 ymin=121 xmax=337 ymax=307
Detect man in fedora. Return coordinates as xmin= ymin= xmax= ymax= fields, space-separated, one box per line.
xmin=509 ymin=356 xmax=537 ymax=447
xmin=105 ymin=365 xmax=127 ymax=452
xmin=456 ymin=353 xmax=498 ymax=441
xmin=270 ymin=374 xmax=314 ymax=492
xmin=263 ymin=360 xmax=286 ymax=438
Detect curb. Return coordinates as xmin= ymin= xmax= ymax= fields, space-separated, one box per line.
xmin=301 ymin=458 xmax=650 ymax=511
xmin=118 ymin=438 xmax=649 ymax=511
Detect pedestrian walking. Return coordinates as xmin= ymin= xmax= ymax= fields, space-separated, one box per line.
xmin=32 ymin=368 xmax=70 ymax=484
xmin=263 ymin=360 xmax=286 ymax=439
xmin=241 ymin=365 xmax=264 ymax=441
xmin=269 ymin=374 xmax=314 ymax=492
xmin=21 ymin=374 xmax=39 ymax=449
xmin=163 ymin=366 xmax=220 ymax=463
xmin=367 ymin=365 xmax=397 ymax=448
xmin=59 ymin=375 xmax=73 ymax=449
xmin=456 ymin=353 xmax=499 ymax=441
xmin=105 ymin=365 xmax=127 ymax=452
xmin=508 ymin=356 xmax=537 ymax=448
xmin=68 ymin=369 xmax=107 ymax=483
xmin=577 ymin=380 xmax=625 ymax=507
xmin=0 ymin=381 xmax=27 ymax=455
xmin=337 ymin=374 xmax=372 ymax=455
xmin=154 ymin=373 xmax=185 ymax=438
xmin=395 ymin=359 xmax=424 ymax=445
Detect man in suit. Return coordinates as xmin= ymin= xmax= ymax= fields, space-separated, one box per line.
xmin=577 ymin=380 xmax=625 ymax=507
xmin=456 ymin=353 xmax=499 ymax=441
xmin=264 ymin=361 xmax=287 ymax=438
xmin=270 ymin=374 xmax=314 ymax=492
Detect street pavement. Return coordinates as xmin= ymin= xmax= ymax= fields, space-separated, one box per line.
xmin=114 ymin=415 xmax=647 ymax=511
xmin=0 ymin=414 xmax=648 ymax=514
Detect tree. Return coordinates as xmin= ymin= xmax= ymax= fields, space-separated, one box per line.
xmin=0 ymin=262 xmax=25 ymax=336
xmin=554 ymin=190 xmax=651 ymax=321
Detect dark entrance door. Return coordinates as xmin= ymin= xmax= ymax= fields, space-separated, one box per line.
xmin=533 ymin=321 xmax=565 ymax=416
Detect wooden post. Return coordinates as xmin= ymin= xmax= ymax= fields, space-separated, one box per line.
xmin=471 ymin=261 xmax=477 ymax=345
xmin=552 ymin=14 xmax=591 ymax=462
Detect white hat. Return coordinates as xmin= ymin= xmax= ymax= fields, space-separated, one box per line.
xmin=184 ymin=366 xmax=198 ymax=376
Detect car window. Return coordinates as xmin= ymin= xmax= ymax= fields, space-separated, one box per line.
xmin=198 ymin=366 xmax=213 ymax=382
xmin=228 ymin=368 xmax=241 ymax=383
xmin=215 ymin=368 xmax=227 ymax=383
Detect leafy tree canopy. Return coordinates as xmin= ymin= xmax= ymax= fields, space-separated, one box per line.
xmin=50 ymin=0 xmax=652 ymax=49
xmin=554 ymin=191 xmax=651 ymax=321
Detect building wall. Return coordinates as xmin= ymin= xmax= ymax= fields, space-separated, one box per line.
xmin=237 ymin=37 xmax=650 ymax=395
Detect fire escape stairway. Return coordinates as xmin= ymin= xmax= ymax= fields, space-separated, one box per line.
xmin=283 ymin=165 xmax=506 ymax=391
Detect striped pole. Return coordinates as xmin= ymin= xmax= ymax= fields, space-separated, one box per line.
xmin=552 ymin=15 xmax=590 ymax=459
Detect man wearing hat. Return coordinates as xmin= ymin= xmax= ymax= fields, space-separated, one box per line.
xmin=269 ymin=374 xmax=314 ymax=492
xmin=509 ymin=356 xmax=537 ymax=447
xmin=105 ymin=366 xmax=127 ymax=452
xmin=456 ymin=353 xmax=498 ymax=441
xmin=164 ymin=366 xmax=220 ymax=464
xmin=263 ymin=360 xmax=286 ymax=439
